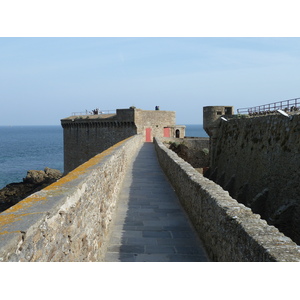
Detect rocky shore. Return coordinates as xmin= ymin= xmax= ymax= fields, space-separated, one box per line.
xmin=166 ymin=141 xmax=209 ymax=173
xmin=0 ymin=167 xmax=62 ymax=213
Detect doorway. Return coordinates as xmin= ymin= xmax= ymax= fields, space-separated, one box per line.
xmin=163 ymin=127 xmax=170 ymax=137
xmin=145 ymin=128 xmax=152 ymax=142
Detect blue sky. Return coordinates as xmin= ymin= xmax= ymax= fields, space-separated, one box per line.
xmin=1 ymin=37 xmax=300 ymax=125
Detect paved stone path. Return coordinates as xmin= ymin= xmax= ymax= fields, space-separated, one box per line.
xmin=104 ymin=143 xmax=209 ymax=262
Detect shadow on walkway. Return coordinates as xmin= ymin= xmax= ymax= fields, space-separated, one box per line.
xmin=104 ymin=143 xmax=209 ymax=262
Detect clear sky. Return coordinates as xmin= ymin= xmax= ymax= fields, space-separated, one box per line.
xmin=1 ymin=1 xmax=300 ymax=126
xmin=1 ymin=37 xmax=300 ymax=126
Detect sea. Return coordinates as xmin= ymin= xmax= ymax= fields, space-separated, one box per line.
xmin=0 ymin=124 xmax=207 ymax=189
xmin=185 ymin=124 xmax=208 ymax=138
xmin=0 ymin=126 xmax=64 ymax=189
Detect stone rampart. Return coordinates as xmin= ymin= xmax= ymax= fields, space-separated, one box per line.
xmin=154 ymin=138 xmax=300 ymax=261
xmin=209 ymin=114 xmax=300 ymax=244
xmin=62 ymin=119 xmax=137 ymax=173
xmin=0 ymin=135 xmax=143 ymax=262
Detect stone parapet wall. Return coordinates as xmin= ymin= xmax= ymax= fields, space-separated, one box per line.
xmin=0 ymin=135 xmax=143 ymax=262
xmin=154 ymin=138 xmax=300 ymax=261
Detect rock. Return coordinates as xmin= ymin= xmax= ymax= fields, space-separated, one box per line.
xmin=44 ymin=167 xmax=62 ymax=181
xmin=0 ymin=168 xmax=62 ymax=213
xmin=168 ymin=142 xmax=209 ymax=168
xmin=23 ymin=168 xmax=62 ymax=184
xmin=23 ymin=170 xmax=47 ymax=184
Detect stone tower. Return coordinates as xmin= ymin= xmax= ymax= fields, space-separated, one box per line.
xmin=203 ymin=106 xmax=234 ymax=136
xmin=203 ymin=106 xmax=234 ymax=168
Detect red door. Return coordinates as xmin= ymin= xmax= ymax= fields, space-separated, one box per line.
xmin=145 ymin=128 xmax=152 ymax=142
xmin=164 ymin=127 xmax=170 ymax=137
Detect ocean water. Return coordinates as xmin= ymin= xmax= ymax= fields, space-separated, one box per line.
xmin=184 ymin=124 xmax=208 ymax=138
xmin=0 ymin=126 xmax=63 ymax=189
xmin=0 ymin=124 xmax=207 ymax=189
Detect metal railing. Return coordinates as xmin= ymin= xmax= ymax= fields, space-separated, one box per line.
xmin=71 ymin=109 xmax=116 ymax=116
xmin=237 ymin=97 xmax=300 ymax=115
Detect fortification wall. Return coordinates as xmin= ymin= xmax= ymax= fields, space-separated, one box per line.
xmin=62 ymin=121 xmax=136 ymax=173
xmin=208 ymin=114 xmax=300 ymax=244
xmin=0 ymin=135 xmax=143 ymax=262
xmin=154 ymin=138 xmax=300 ymax=261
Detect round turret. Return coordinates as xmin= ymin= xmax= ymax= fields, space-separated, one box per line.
xmin=203 ymin=106 xmax=234 ymax=136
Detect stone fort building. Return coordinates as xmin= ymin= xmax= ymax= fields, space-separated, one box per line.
xmin=61 ymin=107 xmax=185 ymax=173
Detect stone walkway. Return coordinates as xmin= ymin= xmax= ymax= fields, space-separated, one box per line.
xmin=104 ymin=143 xmax=209 ymax=262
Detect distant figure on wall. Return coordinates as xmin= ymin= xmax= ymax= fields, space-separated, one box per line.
xmin=155 ymin=106 xmax=160 ymax=110
xmin=91 ymin=108 xmax=100 ymax=115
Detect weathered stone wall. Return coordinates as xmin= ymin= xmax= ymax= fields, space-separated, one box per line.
xmin=154 ymin=137 xmax=300 ymax=262
xmin=134 ymin=109 xmax=176 ymax=140
xmin=0 ymin=135 xmax=143 ymax=262
xmin=62 ymin=121 xmax=137 ymax=173
xmin=208 ymin=114 xmax=300 ymax=244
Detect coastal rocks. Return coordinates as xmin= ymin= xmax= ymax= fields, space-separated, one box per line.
xmin=167 ymin=141 xmax=209 ymax=171
xmin=23 ymin=167 xmax=62 ymax=184
xmin=0 ymin=168 xmax=62 ymax=213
